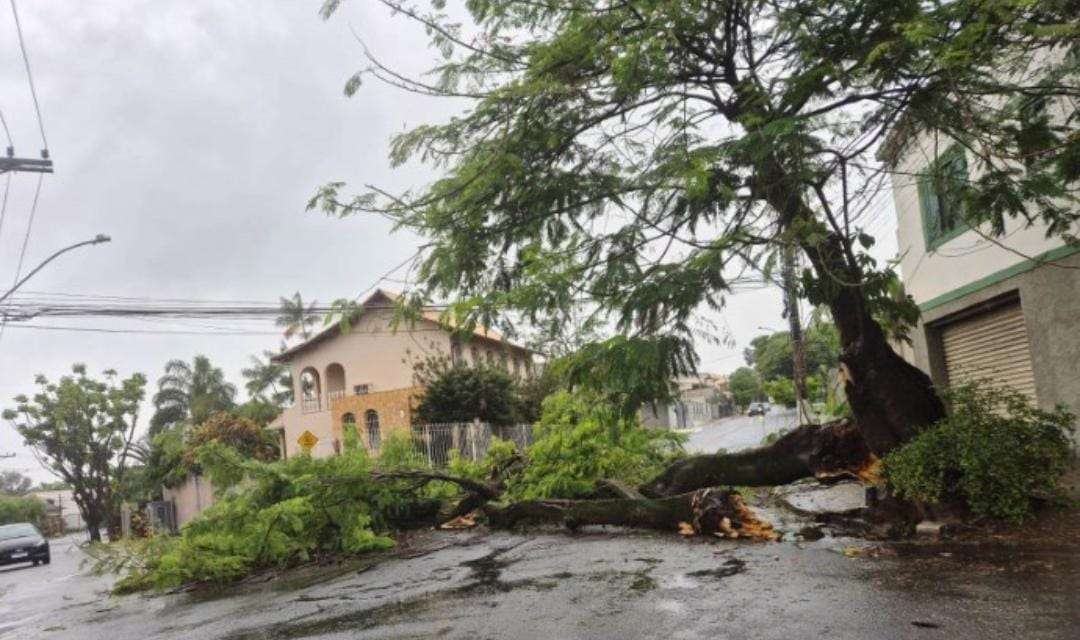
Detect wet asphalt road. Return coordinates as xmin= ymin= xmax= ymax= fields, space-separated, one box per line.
xmin=3 ymin=523 xmax=1077 ymax=640
xmin=0 ymin=534 xmax=112 ymax=638
xmin=685 ymin=406 xmax=797 ymax=453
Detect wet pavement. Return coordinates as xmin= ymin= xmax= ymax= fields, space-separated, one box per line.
xmin=4 ymin=517 xmax=1077 ymax=640
xmin=685 ymin=407 xmax=797 ymax=453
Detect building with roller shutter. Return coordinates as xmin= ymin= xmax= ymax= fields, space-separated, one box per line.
xmin=881 ymin=124 xmax=1079 ymax=436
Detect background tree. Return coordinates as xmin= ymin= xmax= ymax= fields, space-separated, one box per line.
xmin=728 ymin=367 xmax=760 ymax=410
xmin=314 ymin=0 xmax=1078 ymax=457
xmin=745 ymin=320 xmax=840 ymax=382
xmin=241 ymin=351 xmax=293 ymax=408
xmin=0 ymin=470 xmax=33 ymax=496
xmin=150 ymin=355 xmax=237 ymax=436
xmin=3 ymin=365 xmax=146 ymax=541
xmin=276 ymin=292 xmax=320 ymax=341
xmin=413 ymin=356 xmax=517 ymax=426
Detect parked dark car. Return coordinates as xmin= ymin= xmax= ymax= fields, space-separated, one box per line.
xmin=747 ymin=402 xmax=770 ymax=417
xmin=0 ymin=523 xmax=50 ymax=567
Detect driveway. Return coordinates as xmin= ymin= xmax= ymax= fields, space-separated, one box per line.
xmin=3 ymin=521 xmax=1077 ymax=640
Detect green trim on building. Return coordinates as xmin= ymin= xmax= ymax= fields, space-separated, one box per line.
xmin=919 ymin=243 xmax=1080 ymax=312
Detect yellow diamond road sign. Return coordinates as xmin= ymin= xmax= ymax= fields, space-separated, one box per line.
xmin=297 ymin=430 xmax=319 ymax=451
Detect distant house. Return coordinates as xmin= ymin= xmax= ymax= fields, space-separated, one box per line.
xmin=31 ymin=489 xmax=85 ymax=532
xmin=880 ymin=76 xmax=1079 ymax=425
xmin=640 ymin=374 xmax=733 ymax=430
xmin=267 ymin=289 xmax=534 ymax=458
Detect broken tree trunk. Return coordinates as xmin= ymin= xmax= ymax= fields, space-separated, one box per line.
xmin=757 ymin=159 xmax=946 ymax=455
xmin=483 ymin=487 xmax=777 ymax=540
xmin=639 ymin=419 xmax=871 ymax=498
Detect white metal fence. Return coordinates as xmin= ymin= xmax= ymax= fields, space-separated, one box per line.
xmin=410 ymin=422 xmax=533 ymax=467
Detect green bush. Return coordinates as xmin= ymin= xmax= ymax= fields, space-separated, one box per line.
xmin=0 ymin=495 xmax=46 ymax=529
xmin=105 ymin=442 xmax=442 ymax=592
xmin=509 ymin=391 xmax=684 ymax=499
xmin=884 ymin=383 xmax=1075 ymax=524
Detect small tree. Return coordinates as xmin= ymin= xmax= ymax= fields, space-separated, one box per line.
xmin=3 ymin=365 xmax=146 ymax=541
xmin=0 ymin=470 xmax=33 ymax=496
xmin=728 ymin=367 xmax=760 ymax=410
xmin=413 ymin=356 xmax=517 ymax=425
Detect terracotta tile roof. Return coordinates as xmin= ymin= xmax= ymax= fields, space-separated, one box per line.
xmin=270 ymin=289 xmax=530 ymax=363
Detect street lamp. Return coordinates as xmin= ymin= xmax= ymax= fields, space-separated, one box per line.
xmin=0 ymin=234 xmax=111 ymax=304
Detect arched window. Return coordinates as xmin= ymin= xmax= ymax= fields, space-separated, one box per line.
xmin=470 ymin=346 xmax=480 ymax=367
xmin=299 ymin=367 xmax=321 ymax=413
xmin=325 ymin=363 xmax=346 ymax=402
xmin=513 ymin=358 xmax=521 ymax=377
xmin=365 ymin=410 xmax=381 ymax=453
xmin=451 ymin=341 xmax=464 ymax=366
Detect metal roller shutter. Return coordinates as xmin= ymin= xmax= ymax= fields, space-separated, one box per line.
xmin=940 ymin=301 xmax=1037 ymax=402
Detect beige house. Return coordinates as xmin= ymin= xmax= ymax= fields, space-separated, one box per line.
xmin=267 ymin=289 xmax=534 ymax=458
xmin=882 ymin=119 xmax=1079 ymax=427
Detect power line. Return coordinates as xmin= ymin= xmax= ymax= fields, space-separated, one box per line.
xmin=0 ymin=106 xmax=12 ymax=147
xmin=0 ymin=172 xmax=10 ymax=248
xmin=0 ymin=171 xmax=43 ymax=344
xmin=9 ymin=0 xmax=48 ymax=152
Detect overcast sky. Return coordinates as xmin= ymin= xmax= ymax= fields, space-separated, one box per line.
xmin=0 ymin=1 xmax=898 ymax=483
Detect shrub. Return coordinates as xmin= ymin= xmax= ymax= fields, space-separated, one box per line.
xmin=103 ymin=442 xmax=444 ymax=592
xmin=509 ymin=391 xmax=685 ymax=499
xmin=0 ymin=495 xmax=46 ymax=529
xmin=884 ymin=383 xmax=1075 ymax=524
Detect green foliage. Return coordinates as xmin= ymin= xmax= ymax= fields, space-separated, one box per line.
xmin=509 ymin=391 xmax=684 ymax=500
xmin=150 ymin=355 xmax=237 ymax=436
xmin=314 ymin=0 xmax=1078 ymax=423
xmin=3 ymin=364 xmax=146 ymax=540
xmin=513 ymin=362 xmax=566 ymax=424
xmin=884 ymin=384 xmax=1075 ymax=524
xmin=276 ymin=292 xmax=320 ymax=341
xmin=108 ymin=442 xmax=447 ymax=592
xmin=240 ymin=351 xmax=293 ymax=410
xmin=728 ymin=367 xmax=760 ymax=409
xmin=184 ymin=412 xmax=279 ymax=465
xmin=744 ymin=320 xmax=840 ymax=382
xmin=0 ymin=495 xmax=46 ymax=528
xmin=764 ymin=378 xmax=797 ymax=408
xmin=1 ymin=470 xmax=33 ymax=496
xmin=413 ymin=356 xmax=519 ymax=425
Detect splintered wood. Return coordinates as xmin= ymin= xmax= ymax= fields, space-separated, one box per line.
xmin=687 ymin=488 xmax=779 ymax=541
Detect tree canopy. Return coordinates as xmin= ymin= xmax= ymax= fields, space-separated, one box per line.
xmin=314 ymin=0 xmax=1079 ymax=454
xmin=745 ymin=318 xmax=840 ymax=381
xmin=150 ymin=355 xmax=237 ymax=436
xmin=3 ymin=365 xmax=146 ymax=541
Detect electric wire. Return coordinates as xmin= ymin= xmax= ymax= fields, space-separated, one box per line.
xmin=0 ymin=106 xmax=12 ymax=147
xmin=9 ymin=0 xmax=48 ymax=151
xmin=0 ymin=171 xmax=43 ymax=344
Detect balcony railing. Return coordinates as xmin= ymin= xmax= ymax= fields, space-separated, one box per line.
xmin=301 ymin=397 xmax=322 ymax=414
xmin=327 ymin=389 xmax=347 ymax=402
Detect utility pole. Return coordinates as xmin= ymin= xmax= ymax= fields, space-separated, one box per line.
xmin=780 ymin=244 xmax=814 ymax=425
xmin=0 ymin=146 xmax=52 ymax=175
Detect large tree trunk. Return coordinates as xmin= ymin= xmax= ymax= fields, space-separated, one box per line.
xmin=809 ymin=234 xmax=945 ymax=454
xmin=639 ymin=419 xmax=871 ymax=497
xmin=484 ymin=487 xmax=778 ymax=540
xmin=759 ymin=161 xmax=945 ymax=455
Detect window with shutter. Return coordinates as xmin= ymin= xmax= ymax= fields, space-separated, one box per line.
xmin=918 ymin=145 xmax=968 ymax=250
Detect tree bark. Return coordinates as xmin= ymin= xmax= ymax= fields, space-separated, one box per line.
xmin=639 ymin=419 xmax=871 ymax=497
xmin=484 ymin=487 xmax=777 ymax=539
xmin=758 ymin=161 xmax=945 ymax=455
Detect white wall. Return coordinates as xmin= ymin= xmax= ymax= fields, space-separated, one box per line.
xmin=893 ymin=129 xmax=1069 ymax=305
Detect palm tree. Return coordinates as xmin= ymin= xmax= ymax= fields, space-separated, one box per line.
xmin=276 ymin=292 xmax=320 ymax=341
xmin=149 ymin=355 xmax=237 ymax=435
xmin=241 ymin=351 xmax=294 ymax=407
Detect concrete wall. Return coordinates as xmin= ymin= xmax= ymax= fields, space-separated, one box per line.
xmin=163 ymin=474 xmax=214 ymax=529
